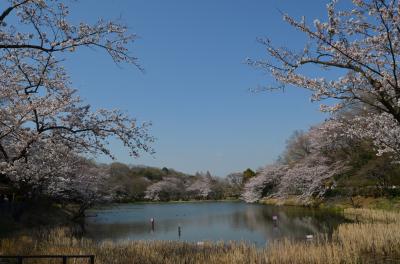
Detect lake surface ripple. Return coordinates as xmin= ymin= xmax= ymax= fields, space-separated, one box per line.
xmin=84 ymin=201 xmax=346 ymax=246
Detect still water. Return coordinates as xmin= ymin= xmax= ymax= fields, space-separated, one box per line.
xmin=84 ymin=201 xmax=346 ymax=246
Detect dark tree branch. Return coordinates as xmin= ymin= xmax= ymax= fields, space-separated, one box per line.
xmin=0 ymin=0 xmax=31 ymax=23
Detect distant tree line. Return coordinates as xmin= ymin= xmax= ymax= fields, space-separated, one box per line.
xmin=107 ymin=164 xmax=248 ymax=202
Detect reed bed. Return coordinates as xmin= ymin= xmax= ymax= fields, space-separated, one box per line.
xmin=343 ymin=208 xmax=400 ymax=223
xmin=0 ymin=209 xmax=399 ymax=263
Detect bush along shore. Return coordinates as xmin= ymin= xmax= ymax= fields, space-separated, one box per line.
xmin=0 ymin=208 xmax=399 ymax=264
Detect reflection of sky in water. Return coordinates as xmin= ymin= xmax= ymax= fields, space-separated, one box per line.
xmin=84 ymin=202 xmax=346 ymax=246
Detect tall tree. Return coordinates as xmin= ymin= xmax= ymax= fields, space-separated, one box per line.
xmin=0 ymin=0 xmax=153 ymax=191
xmin=248 ymin=0 xmax=400 ymax=158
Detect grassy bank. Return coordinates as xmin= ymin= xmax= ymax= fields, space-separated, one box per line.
xmin=260 ymin=196 xmax=400 ymax=211
xmin=0 ymin=208 xmax=399 ymax=263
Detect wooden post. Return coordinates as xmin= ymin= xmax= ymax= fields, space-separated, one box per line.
xmin=90 ymin=255 xmax=95 ymax=264
xmin=62 ymin=256 xmax=67 ymax=264
xmin=17 ymin=256 xmax=23 ymax=264
xmin=150 ymin=217 xmax=155 ymax=231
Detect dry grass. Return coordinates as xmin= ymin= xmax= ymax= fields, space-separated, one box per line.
xmin=344 ymin=208 xmax=400 ymax=223
xmin=1 ymin=209 xmax=400 ymax=263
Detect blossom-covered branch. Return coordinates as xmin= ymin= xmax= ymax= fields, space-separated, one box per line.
xmin=0 ymin=0 xmax=153 ymax=200
xmin=249 ymin=0 xmax=400 ymax=159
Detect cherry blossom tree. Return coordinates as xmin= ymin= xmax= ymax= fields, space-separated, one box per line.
xmin=248 ymin=0 xmax=400 ymax=158
xmin=1 ymin=141 xmax=113 ymax=217
xmin=241 ymin=164 xmax=288 ymax=203
xmin=144 ymin=177 xmax=183 ymax=201
xmin=242 ymin=121 xmax=349 ymax=203
xmin=277 ymin=154 xmax=344 ymax=203
xmin=46 ymin=155 xmax=111 ymax=218
xmin=186 ymin=174 xmax=212 ymax=199
xmin=2 ymin=142 xmax=73 ymax=196
xmin=280 ymin=130 xmax=311 ymax=165
xmin=0 ymin=0 xmax=153 ymax=193
xmin=347 ymin=112 xmax=400 ymax=157
xmin=144 ymin=173 xmax=224 ymax=201
xmin=225 ymin=172 xmax=244 ymax=198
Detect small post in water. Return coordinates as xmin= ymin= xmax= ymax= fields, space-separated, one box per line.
xmin=150 ymin=217 xmax=155 ymax=232
xmin=272 ymin=215 xmax=278 ymax=227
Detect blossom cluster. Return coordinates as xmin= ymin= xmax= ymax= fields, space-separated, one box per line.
xmin=0 ymin=0 xmax=152 ymax=204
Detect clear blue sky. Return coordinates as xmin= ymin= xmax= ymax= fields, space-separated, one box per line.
xmin=63 ymin=0 xmax=338 ymax=176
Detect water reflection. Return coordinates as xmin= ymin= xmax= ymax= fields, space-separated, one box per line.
xmin=84 ymin=202 xmax=346 ymax=246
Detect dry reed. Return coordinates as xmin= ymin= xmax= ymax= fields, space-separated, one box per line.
xmin=0 ymin=209 xmax=399 ymax=263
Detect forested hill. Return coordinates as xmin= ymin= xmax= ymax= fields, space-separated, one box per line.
xmin=106 ymin=163 xmax=243 ymax=202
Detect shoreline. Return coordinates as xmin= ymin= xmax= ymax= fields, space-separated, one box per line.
xmin=259 ymin=196 xmax=400 ymax=211
xmin=1 ymin=208 xmax=399 ymax=264
xmin=89 ymin=199 xmax=242 ymax=209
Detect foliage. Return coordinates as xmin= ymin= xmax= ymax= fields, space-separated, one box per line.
xmin=280 ymin=130 xmax=311 ymax=165
xmin=0 ymin=0 xmax=153 ymax=211
xmin=242 ymin=122 xmax=348 ymax=203
xmin=102 ymin=165 xmax=240 ymax=202
xmin=186 ymin=175 xmax=212 ymax=199
xmin=243 ymin=0 xmax=400 ymax=205
xmin=144 ymin=177 xmax=185 ymax=201
xmin=142 ymin=170 xmax=232 ymax=201
xmin=242 ymin=168 xmax=256 ymax=181
xmin=107 ymin=163 xmax=150 ymax=201
xmin=241 ymin=165 xmax=288 ymax=203
xmin=224 ymin=172 xmax=244 ymax=198
xmin=249 ymin=0 xmax=400 ymax=160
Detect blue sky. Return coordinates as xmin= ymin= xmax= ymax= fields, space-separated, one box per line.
xmin=63 ymin=0 xmax=338 ymax=176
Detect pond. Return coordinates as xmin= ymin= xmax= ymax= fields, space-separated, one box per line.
xmin=84 ymin=201 xmax=346 ymax=246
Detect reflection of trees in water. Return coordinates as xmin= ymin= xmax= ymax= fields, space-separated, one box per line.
xmin=86 ymin=210 xmax=242 ymax=241
xmin=84 ymin=204 xmax=346 ymax=243
xmin=85 ymin=216 xmax=194 ymax=241
xmin=85 ymin=212 xmax=231 ymax=241
xmin=85 ymin=222 xmax=150 ymax=240
xmin=230 ymin=205 xmax=345 ymax=241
